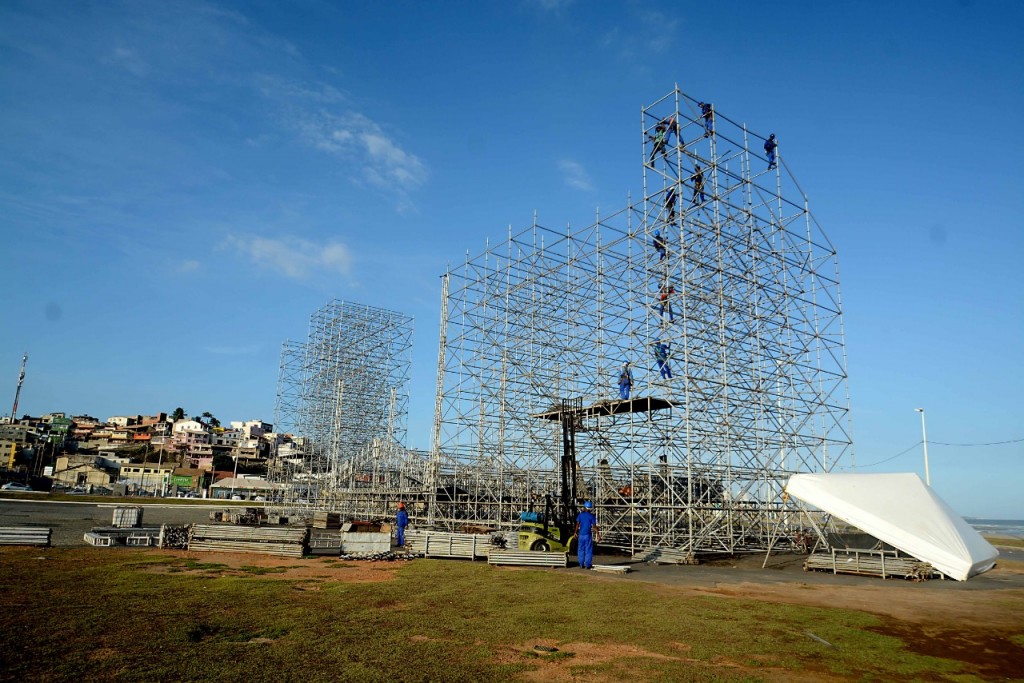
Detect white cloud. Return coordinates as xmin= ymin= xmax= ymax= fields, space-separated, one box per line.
xmin=252 ymin=73 xmax=345 ymax=104
xmin=295 ymin=110 xmax=428 ymax=195
xmin=178 ymin=259 xmax=200 ymax=272
xmin=558 ymin=159 xmax=594 ymax=191
xmin=225 ymin=234 xmax=353 ymax=280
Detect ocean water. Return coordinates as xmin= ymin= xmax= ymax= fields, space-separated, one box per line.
xmin=965 ymin=518 xmax=1024 ymax=539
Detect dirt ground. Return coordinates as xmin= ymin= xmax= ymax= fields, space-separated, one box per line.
xmin=136 ymin=545 xmax=1024 ymax=680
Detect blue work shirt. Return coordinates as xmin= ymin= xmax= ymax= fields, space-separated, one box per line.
xmin=396 ymin=509 xmax=409 ymax=528
xmin=576 ymin=510 xmax=597 ymax=538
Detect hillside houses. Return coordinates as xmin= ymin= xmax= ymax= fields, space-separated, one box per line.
xmin=2 ymin=410 xmax=298 ymax=496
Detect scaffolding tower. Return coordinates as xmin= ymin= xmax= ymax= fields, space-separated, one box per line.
xmin=430 ymin=86 xmax=853 ymax=553
xmin=271 ymin=300 xmax=416 ymax=517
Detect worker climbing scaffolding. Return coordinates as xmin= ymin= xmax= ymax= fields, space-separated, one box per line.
xmin=653 ymin=230 xmax=667 ymax=261
xmin=690 ymin=164 xmax=706 ymax=205
xmin=659 ymin=281 xmax=675 ymax=322
xmin=765 ymin=133 xmax=778 ymax=170
xmin=647 ymin=121 xmax=668 ymax=164
xmin=652 ymin=341 xmax=672 ymax=379
xmin=699 ymin=101 xmax=714 ymax=137
xmin=664 ymin=185 xmax=678 ymax=223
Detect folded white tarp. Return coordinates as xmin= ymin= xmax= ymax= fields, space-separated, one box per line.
xmin=785 ymin=473 xmax=998 ymax=581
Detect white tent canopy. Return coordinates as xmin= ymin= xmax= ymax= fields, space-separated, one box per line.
xmin=785 ymin=473 xmax=998 ymax=581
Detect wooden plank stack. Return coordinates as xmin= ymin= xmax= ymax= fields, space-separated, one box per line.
xmin=0 ymin=526 xmax=51 ymax=546
xmin=188 ymin=524 xmax=308 ymax=558
xmin=313 ymin=511 xmax=342 ymax=529
xmin=804 ymin=549 xmax=941 ymax=581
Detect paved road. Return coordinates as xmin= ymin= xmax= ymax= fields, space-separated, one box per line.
xmin=0 ymin=499 xmax=225 ymax=546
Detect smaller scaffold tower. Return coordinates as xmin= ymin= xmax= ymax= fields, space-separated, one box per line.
xmin=272 ymin=300 xmax=416 ymax=517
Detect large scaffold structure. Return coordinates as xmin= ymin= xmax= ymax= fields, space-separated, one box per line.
xmin=429 ymin=86 xmax=854 ymax=553
xmin=271 ymin=300 xmax=417 ymax=517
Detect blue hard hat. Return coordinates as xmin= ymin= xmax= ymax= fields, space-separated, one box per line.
xmin=654 ymin=230 xmax=660 ymax=236
xmin=584 ymin=501 xmax=593 ymax=509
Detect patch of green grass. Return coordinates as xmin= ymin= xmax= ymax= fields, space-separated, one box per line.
xmin=0 ymin=547 xmax=1016 ymax=682
xmin=238 ymin=565 xmax=288 ymax=575
xmin=183 ymin=560 xmax=228 ymax=571
xmin=1010 ymin=633 xmax=1024 ymax=648
xmin=986 ymin=535 xmax=1024 ymax=548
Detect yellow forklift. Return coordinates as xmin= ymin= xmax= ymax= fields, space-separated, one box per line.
xmin=519 ymin=398 xmax=581 ymax=552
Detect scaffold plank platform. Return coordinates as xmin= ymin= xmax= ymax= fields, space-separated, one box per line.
xmin=531 ymin=396 xmax=673 ymax=421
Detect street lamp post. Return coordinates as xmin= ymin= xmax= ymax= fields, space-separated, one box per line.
xmin=914 ymin=408 xmax=930 ymax=486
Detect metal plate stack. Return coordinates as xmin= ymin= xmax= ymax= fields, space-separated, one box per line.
xmin=0 ymin=526 xmax=52 ymax=546
xmin=487 ymin=550 xmax=568 ymax=567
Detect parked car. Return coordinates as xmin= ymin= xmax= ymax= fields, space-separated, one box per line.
xmin=2 ymin=482 xmax=34 ymax=491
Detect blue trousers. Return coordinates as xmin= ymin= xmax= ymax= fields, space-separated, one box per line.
xmin=577 ymin=535 xmax=594 ymax=569
xmin=657 ymin=359 xmax=672 ymax=379
xmin=619 ymin=383 xmax=630 ymax=399
xmin=397 ymin=525 xmax=406 ymax=547
xmin=767 ymin=150 xmax=776 ymax=168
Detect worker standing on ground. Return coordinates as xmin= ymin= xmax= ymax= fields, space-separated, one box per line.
xmin=396 ymin=502 xmax=409 ymax=548
xmin=698 ymin=102 xmax=714 ymax=137
xmin=653 ymin=341 xmax=672 ymax=379
xmin=653 ymin=229 xmax=667 ymax=261
xmin=648 ymin=122 xmax=668 ymax=163
xmin=690 ymin=164 xmax=706 ymax=206
xmin=765 ymin=133 xmax=777 ymax=170
xmin=575 ymin=500 xmax=600 ymax=570
xmin=618 ymin=361 xmax=633 ymax=400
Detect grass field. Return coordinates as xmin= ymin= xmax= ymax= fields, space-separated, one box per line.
xmin=6 ymin=548 xmax=1017 ymax=682
xmin=986 ymin=535 xmax=1024 ymax=549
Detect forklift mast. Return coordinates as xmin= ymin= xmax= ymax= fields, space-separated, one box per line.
xmin=559 ymin=397 xmax=582 ymax=526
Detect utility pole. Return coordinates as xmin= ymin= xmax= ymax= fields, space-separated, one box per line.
xmin=10 ymin=353 xmax=27 ymax=422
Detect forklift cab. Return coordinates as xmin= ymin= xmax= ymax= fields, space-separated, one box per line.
xmin=519 ymin=494 xmax=577 ymax=553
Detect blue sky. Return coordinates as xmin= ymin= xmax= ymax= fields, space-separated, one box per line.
xmin=1 ymin=1 xmax=1021 ymax=518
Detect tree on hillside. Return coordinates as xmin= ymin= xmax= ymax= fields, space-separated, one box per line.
xmin=201 ymin=411 xmax=221 ymax=428
xmin=171 ymin=407 xmax=185 ymax=421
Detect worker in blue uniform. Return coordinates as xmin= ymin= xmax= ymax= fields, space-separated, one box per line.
xmin=396 ymin=501 xmax=409 ymax=547
xmin=575 ymin=501 xmax=600 ymax=569
xmin=653 ymin=230 xmax=667 ymax=261
xmin=764 ymin=133 xmax=777 ymax=170
xmin=618 ymin=361 xmax=633 ymax=400
xmin=653 ymin=341 xmax=672 ymax=379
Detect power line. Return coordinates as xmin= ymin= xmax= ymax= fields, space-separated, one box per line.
xmin=931 ymin=437 xmax=1024 ymax=447
xmin=851 ymin=436 xmax=1024 ymax=470
xmin=856 ymin=441 xmax=922 ymax=469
